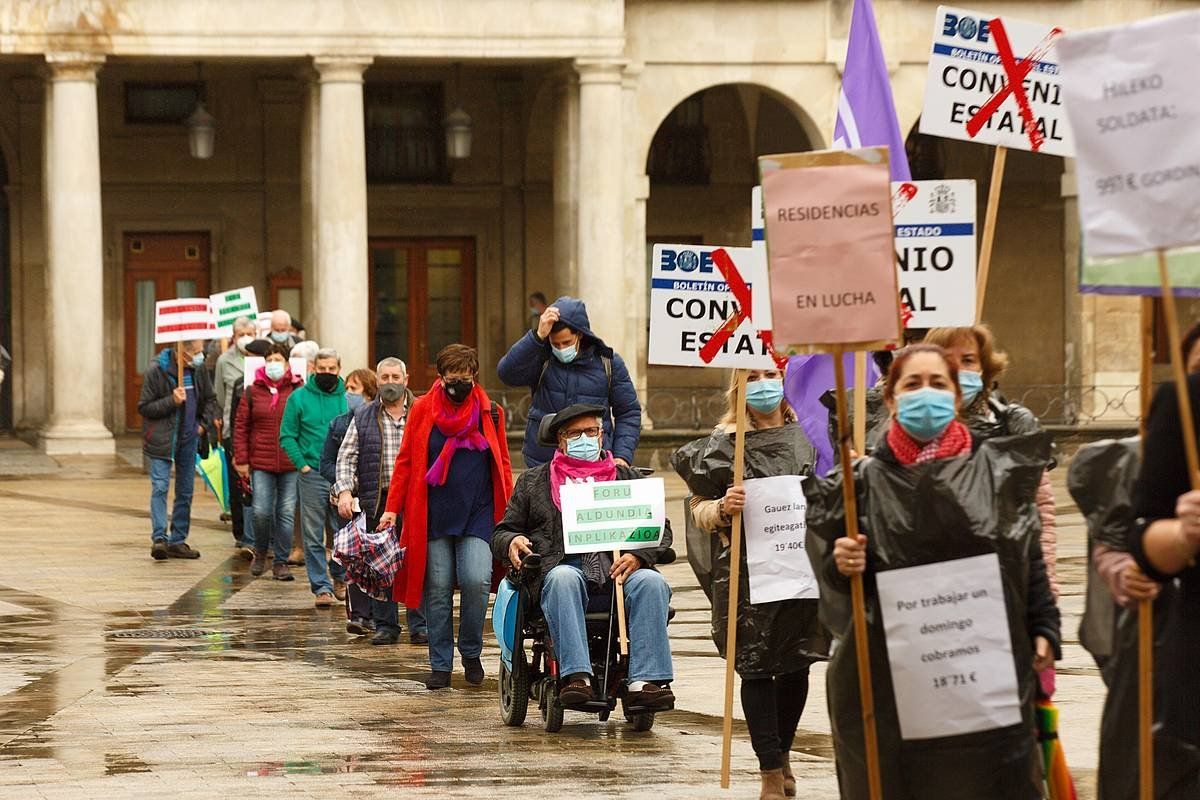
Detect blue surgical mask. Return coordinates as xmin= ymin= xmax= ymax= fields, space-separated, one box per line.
xmin=265 ymin=362 xmax=287 ymax=381
xmin=552 ymin=343 xmax=578 ymax=363
xmin=346 ymin=392 xmax=365 ymax=411
xmin=269 ymin=331 xmax=290 ymax=343
xmin=958 ymin=370 xmax=984 ymax=406
xmin=191 ymin=352 xmax=204 ymax=368
xmin=745 ymin=379 xmax=784 ymax=413
xmin=565 ymin=433 xmax=602 ymax=461
xmin=896 ymin=387 xmax=957 ymax=442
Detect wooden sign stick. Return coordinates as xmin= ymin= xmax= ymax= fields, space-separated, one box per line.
xmin=1137 ymin=294 xmax=1154 ymax=800
xmin=612 ymin=548 xmax=629 ymax=656
xmin=175 ymin=341 xmax=185 ymax=386
xmin=853 ymin=351 xmax=868 ymax=454
xmin=975 ymin=145 xmax=1008 ymax=321
xmin=719 ymin=370 xmax=749 ymax=789
xmin=833 ymin=347 xmax=883 ymax=800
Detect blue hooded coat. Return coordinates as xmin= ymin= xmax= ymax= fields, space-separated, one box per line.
xmin=497 ymin=296 xmax=641 ymax=466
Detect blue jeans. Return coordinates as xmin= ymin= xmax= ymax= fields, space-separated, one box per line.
xmin=251 ymin=470 xmax=298 ymax=565
xmin=149 ymin=436 xmax=198 ymax=544
xmin=540 ymin=564 xmax=674 ymax=683
xmin=297 ymin=470 xmax=345 ymax=595
xmin=424 ymin=535 xmax=492 ymax=672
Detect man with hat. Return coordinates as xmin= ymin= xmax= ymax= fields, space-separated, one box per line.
xmin=491 ymin=403 xmax=675 ymax=710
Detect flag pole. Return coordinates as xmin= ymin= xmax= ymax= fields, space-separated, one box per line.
xmin=1137 ymin=294 xmax=1154 ymax=800
xmin=975 ymin=145 xmax=1008 ymax=321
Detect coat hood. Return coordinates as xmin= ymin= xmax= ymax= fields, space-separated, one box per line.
xmin=552 ymin=296 xmax=612 ymax=357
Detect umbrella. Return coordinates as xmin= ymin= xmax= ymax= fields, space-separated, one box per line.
xmin=1036 ymin=697 xmax=1078 ymax=800
xmin=195 ymin=442 xmax=230 ymax=515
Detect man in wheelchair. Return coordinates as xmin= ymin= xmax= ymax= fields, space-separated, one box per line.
xmin=492 ymin=403 xmax=675 ymax=712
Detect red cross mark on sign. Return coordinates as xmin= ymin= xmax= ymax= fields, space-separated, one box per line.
xmin=965 ymin=18 xmax=1063 ymax=153
xmin=698 ymin=248 xmax=786 ymax=368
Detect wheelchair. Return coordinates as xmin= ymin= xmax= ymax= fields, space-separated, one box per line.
xmin=493 ymin=550 xmax=675 ymax=733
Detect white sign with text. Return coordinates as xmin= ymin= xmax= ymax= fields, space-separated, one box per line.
xmin=559 ymin=478 xmax=666 ymax=555
xmin=741 ymin=475 xmax=817 ymax=604
xmin=875 ymin=553 xmax=1021 ymax=740
xmin=892 ymin=180 xmax=977 ymax=327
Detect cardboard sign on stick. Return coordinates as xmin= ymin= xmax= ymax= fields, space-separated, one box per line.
xmin=559 ymin=479 xmax=666 ymax=555
xmin=210 ymin=287 xmax=259 ymax=335
xmin=1082 ymin=247 xmax=1200 ymax=297
xmin=759 ymin=147 xmax=901 ymax=351
xmin=919 ymin=6 xmax=1073 ymax=157
xmin=154 ymin=299 xmax=217 ymax=344
xmin=1058 ymin=9 xmax=1200 ymax=258
xmin=892 ymin=180 xmax=977 ymax=327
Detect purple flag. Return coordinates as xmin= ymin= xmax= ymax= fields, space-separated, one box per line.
xmin=784 ymin=353 xmax=881 ymax=476
xmin=832 ymin=0 xmax=912 ymax=182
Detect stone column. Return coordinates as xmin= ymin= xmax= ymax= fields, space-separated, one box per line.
xmin=621 ymin=64 xmax=648 ymax=412
xmin=313 ymin=57 xmax=372 ymax=369
xmin=551 ymin=69 xmax=579 ymax=298
xmin=575 ymin=59 xmax=627 ymax=356
xmin=299 ymin=69 xmax=319 ymax=332
xmin=40 ymin=53 xmax=114 ymax=455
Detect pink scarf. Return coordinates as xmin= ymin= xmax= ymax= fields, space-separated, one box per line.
xmin=549 ymin=450 xmax=618 ymax=510
xmin=425 ymin=381 xmax=490 ymax=486
xmin=254 ymin=365 xmax=295 ymax=410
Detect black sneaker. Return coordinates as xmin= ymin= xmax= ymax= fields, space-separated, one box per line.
xmin=463 ymin=656 xmax=484 ymax=686
xmin=151 ymin=541 xmax=169 ymax=560
xmin=371 ymin=628 xmax=400 ymax=646
xmin=165 ymin=542 xmax=200 ymax=559
xmin=425 ymin=670 xmax=452 ymax=690
xmin=346 ymin=617 xmax=373 ymax=636
xmin=410 ymin=631 xmax=429 ymax=645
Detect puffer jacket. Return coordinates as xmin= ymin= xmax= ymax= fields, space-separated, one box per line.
xmin=234 ymin=369 xmax=303 ymax=473
xmin=138 ymin=348 xmax=218 ymax=461
xmin=496 ymin=296 xmax=641 ymax=466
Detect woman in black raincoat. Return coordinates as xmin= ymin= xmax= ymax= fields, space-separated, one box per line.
xmin=807 ymin=344 xmax=1060 ymax=800
xmin=672 ymin=366 xmax=827 ymax=800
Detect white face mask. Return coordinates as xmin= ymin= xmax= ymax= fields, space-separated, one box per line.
xmin=235 ymin=335 xmax=255 ymax=354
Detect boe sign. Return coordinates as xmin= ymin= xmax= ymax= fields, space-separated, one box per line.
xmin=892 ymin=180 xmax=977 ymax=327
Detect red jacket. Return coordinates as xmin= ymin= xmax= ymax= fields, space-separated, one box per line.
xmin=234 ymin=372 xmax=303 ymax=473
xmin=386 ymin=384 xmax=514 ymax=608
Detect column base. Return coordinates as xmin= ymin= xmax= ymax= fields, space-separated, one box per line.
xmin=40 ymin=420 xmax=116 ymax=455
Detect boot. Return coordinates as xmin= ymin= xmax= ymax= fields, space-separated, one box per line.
xmin=287 ymin=545 xmax=304 ymax=566
xmin=759 ymin=768 xmax=787 ymax=800
xmin=781 ymin=754 xmax=796 ymax=797
xmin=250 ymin=549 xmax=268 ymax=577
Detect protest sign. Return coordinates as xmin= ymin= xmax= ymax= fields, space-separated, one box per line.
xmin=920 ymin=6 xmax=1073 ymax=157
xmin=741 ymin=475 xmax=817 ymax=604
xmin=892 ymin=180 xmax=977 ymax=327
xmin=256 ymin=311 xmax=273 ymax=337
xmin=759 ymin=146 xmax=901 ymax=350
xmin=243 ymin=356 xmax=307 ymax=386
xmin=154 ymin=298 xmax=217 ymax=344
xmin=1058 ymin=10 xmax=1200 ymax=259
xmin=648 ymin=244 xmax=777 ymax=369
xmin=1081 ymin=248 xmax=1200 ymax=297
xmin=209 ymin=287 xmax=259 ymax=335
xmin=559 ymin=478 xmax=666 ymax=555
xmin=876 ymin=553 xmax=1022 ymax=740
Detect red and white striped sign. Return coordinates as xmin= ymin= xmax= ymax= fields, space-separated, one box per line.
xmin=154 ymin=298 xmax=217 ymax=344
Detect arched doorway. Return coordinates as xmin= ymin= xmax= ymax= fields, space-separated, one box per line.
xmin=643 ymin=84 xmax=815 ymax=427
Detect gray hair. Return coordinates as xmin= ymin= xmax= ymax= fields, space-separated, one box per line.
xmin=376 ymin=356 xmax=407 ymax=373
xmin=289 ymin=340 xmax=320 ymax=362
xmin=232 ymin=316 xmax=255 ymax=333
xmin=316 ymin=347 xmax=340 ymax=366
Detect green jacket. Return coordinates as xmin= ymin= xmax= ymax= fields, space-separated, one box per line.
xmin=280 ymin=374 xmax=348 ymax=472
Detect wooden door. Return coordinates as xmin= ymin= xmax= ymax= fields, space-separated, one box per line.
xmin=123 ymin=233 xmax=211 ymax=428
xmin=368 ymin=238 xmax=476 ymax=390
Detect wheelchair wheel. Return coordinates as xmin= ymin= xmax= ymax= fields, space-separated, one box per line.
xmin=541 ymin=681 xmax=565 ymax=733
xmin=499 ymin=648 xmax=529 ymax=727
xmin=626 ymin=711 xmax=655 ymax=732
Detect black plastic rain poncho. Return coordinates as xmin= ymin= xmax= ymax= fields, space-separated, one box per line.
xmin=804 ymin=431 xmax=1056 ymax=800
xmin=671 ymin=423 xmax=829 ymax=677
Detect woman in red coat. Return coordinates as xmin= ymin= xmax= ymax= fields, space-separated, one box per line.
xmin=379 ymin=344 xmax=514 ymax=690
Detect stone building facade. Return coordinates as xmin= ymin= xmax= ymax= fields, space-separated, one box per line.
xmin=0 ymin=0 xmax=1189 ymax=452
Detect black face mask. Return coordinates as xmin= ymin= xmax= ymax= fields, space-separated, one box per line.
xmin=443 ymin=379 xmax=473 ymax=404
xmin=314 ymin=373 xmax=339 ymax=393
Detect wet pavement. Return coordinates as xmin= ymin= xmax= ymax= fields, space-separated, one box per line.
xmin=0 ymin=441 xmax=1104 ymax=798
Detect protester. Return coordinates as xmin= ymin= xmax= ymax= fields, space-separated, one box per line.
xmin=234 ymin=344 xmax=303 ymax=580
xmin=139 ymin=340 xmax=219 ymax=560
xmin=280 ymin=348 xmax=348 ymax=608
xmin=225 ymin=339 xmax=273 ymax=559
xmin=497 ymin=296 xmax=641 ymax=467
xmin=268 ymin=309 xmax=298 ymax=349
xmin=379 ymin=345 xmax=513 ymax=688
xmin=924 ymin=325 xmax=1061 ymax=597
xmin=672 ymin=368 xmax=824 ymax=800
xmin=1128 ymin=374 xmax=1200 ymax=794
xmin=331 ymin=359 xmax=428 ymax=644
xmin=213 ymin=317 xmax=258 ymax=552
xmin=807 ymin=344 xmax=1059 ymax=800
xmin=495 ymin=403 xmax=675 ymax=710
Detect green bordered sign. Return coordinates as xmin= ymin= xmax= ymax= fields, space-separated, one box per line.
xmin=559 ymin=477 xmax=666 ymax=554
xmin=209 ymin=286 xmax=260 ymax=335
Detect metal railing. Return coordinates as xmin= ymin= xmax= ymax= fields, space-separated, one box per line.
xmin=485 ymin=383 xmax=1146 ymax=432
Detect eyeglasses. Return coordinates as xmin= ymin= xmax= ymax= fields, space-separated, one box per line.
xmin=560 ymin=426 xmax=601 ymax=441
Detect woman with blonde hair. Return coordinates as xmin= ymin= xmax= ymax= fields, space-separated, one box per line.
xmin=672 ymin=366 xmax=827 ymax=800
